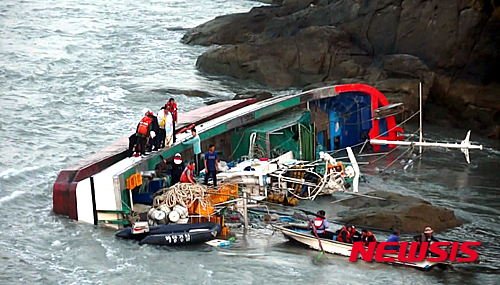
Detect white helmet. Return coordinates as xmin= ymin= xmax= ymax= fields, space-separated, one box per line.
xmin=142 ymin=108 xmax=150 ymax=115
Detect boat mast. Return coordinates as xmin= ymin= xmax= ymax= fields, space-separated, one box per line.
xmin=419 ymin=82 xmax=423 ymax=155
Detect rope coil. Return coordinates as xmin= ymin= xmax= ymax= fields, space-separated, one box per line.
xmin=153 ymin=183 xmax=210 ymax=209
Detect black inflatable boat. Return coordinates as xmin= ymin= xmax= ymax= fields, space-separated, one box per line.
xmin=116 ymin=222 xmax=222 ymax=246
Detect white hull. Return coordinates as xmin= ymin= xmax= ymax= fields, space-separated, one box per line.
xmin=273 ymin=225 xmax=451 ymax=270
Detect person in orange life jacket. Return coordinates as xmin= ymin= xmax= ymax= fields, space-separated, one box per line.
xmin=312 ymin=210 xmax=334 ymax=239
xmin=204 ymin=144 xmax=219 ymax=187
xmin=135 ymin=108 xmax=153 ymax=156
xmin=146 ymin=112 xmax=160 ymax=152
xmin=349 ymin=225 xmax=361 ymax=242
xmin=336 ymin=224 xmax=352 ymax=243
xmin=166 ymin=98 xmax=178 ymax=143
xmin=361 ymin=229 xmax=377 ymax=246
xmin=180 ymin=161 xmax=196 ymax=184
xmin=127 ymin=133 xmax=138 ymax=157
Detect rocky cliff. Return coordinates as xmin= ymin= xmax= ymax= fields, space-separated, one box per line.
xmin=182 ymin=0 xmax=500 ymax=134
xmin=335 ymin=190 xmax=463 ymax=233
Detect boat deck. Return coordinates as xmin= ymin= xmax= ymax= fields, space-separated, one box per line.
xmin=53 ymin=99 xmax=256 ymax=218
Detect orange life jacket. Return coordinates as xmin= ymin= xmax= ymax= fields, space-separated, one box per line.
xmin=180 ymin=164 xmax=194 ymax=183
xmin=137 ymin=115 xmax=153 ymax=136
xmin=337 ymin=226 xmax=351 ymax=243
xmin=313 ymin=217 xmax=326 ymax=233
xmin=362 ymin=231 xmax=377 ymax=246
xmin=166 ymin=102 xmax=178 ymax=122
xmin=349 ymin=226 xmax=357 ymax=238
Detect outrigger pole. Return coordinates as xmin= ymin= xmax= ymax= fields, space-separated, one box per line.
xmin=370 ymin=82 xmax=483 ymax=163
xmin=371 ymin=131 xmax=482 ymax=163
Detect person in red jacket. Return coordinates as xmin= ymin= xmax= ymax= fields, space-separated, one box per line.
xmin=361 ymin=229 xmax=377 ymax=246
xmin=166 ymin=98 xmax=178 ymax=143
xmin=135 ymin=108 xmax=153 ymax=156
xmin=180 ymin=161 xmax=196 ymax=184
xmin=336 ymin=224 xmax=351 ymax=243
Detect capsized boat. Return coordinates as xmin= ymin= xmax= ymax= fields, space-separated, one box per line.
xmin=116 ymin=222 xmax=222 ymax=246
xmin=52 ymin=84 xmax=404 ymax=226
xmin=272 ymin=224 xmax=451 ymax=270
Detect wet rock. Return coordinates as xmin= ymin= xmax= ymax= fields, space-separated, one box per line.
xmin=185 ymin=0 xmax=500 ymax=131
xmin=335 ymin=191 xmax=462 ymax=233
xmin=204 ymin=99 xmax=224 ymax=105
xmin=488 ymin=125 xmax=500 ymax=139
xmin=152 ymin=88 xmax=214 ymax=98
xmin=233 ymin=91 xmax=273 ymax=101
xmin=197 ymin=26 xmax=370 ymax=87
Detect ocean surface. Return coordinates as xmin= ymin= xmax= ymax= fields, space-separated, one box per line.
xmin=0 ymin=0 xmax=499 ymax=284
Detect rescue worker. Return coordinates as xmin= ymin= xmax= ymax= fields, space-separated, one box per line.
xmin=166 ymin=98 xmax=178 ymax=143
xmin=349 ymin=225 xmax=361 ymax=242
xmin=157 ymin=106 xmax=167 ymax=148
xmin=127 ymin=133 xmax=137 ymax=157
xmin=155 ymin=155 xmax=168 ymax=178
xmin=135 ymin=108 xmax=153 ymax=156
xmin=336 ymin=224 xmax=351 ymax=243
xmin=182 ymin=128 xmax=201 ymax=175
xmin=413 ymin=226 xmax=439 ymax=257
xmin=171 ymin=153 xmax=184 ymax=185
xmin=179 ymin=161 xmax=196 ymax=184
xmin=386 ymin=229 xmax=400 ymax=250
xmin=146 ymin=111 xmax=160 ymax=152
xmin=312 ymin=210 xmax=333 ymax=239
xmin=361 ymin=229 xmax=377 ymax=246
xmin=414 ymin=226 xmax=439 ymax=243
xmin=204 ymin=144 xmax=218 ymax=187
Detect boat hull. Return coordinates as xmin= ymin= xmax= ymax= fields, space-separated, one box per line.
xmin=116 ymin=222 xmax=222 ymax=246
xmin=273 ymin=225 xmax=451 ymax=270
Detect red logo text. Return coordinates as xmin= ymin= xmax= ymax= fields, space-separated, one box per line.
xmin=349 ymin=242 xmax=481 ymax=262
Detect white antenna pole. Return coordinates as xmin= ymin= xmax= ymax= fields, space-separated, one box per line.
xmin=346 ymin=147 xmax=359 ymax=193
xmin=419 ymin=82 xmax=423 ymax=155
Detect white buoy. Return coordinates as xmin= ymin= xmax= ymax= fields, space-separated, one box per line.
xmin=153 ymin=210 xmax=165 ymax=221
xmin=168 ymin=210 xmax=180 ymax=223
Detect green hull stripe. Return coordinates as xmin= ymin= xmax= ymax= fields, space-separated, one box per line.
xmin=255 ymin=97 xmax=300 ymax=119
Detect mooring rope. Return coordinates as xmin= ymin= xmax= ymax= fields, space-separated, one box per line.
xmin=153 ymin=183 xmax=209 ymax=209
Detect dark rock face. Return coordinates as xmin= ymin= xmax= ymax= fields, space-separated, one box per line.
xmin=233 ymin=90 xmax=273 ymax=101
xmin=335 ymin=191 xmax=463 ymax=233
xmin=184 ymin=0 xmax=500 ymax=133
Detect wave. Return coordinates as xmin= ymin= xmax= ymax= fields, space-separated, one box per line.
xmin=84 ymin=86 xmax=129 ymax=105
xmin=0 ymin=166 xmax=40 ymax=179
xmin=0 ymin=191 xmax=25 ymax=205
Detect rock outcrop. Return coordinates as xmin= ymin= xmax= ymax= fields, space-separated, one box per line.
xmin=233 ymin=90 xmax=273 ymax=101
xmin=182 ymin=0 xmax=500 ymax=134
xmin=335 ymin=191 xmax=463 ymax=233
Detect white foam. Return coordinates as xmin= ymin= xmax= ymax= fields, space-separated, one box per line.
xmin=0 ymin=166 xmax=40 ymax=179
xmin=0 ymin=190 xmax=25 ymax=205
xmin=86 ymin=86 xmax=129 ymax=105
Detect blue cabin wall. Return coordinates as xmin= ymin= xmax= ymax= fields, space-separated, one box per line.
xmin=313 ymin=92 xmax=376 ymax=151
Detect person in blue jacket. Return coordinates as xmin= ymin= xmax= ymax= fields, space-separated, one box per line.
xmin=386 ymin=229 xmax=400 ymax=250
xmin=204 ymin=144 xmax=219 ymax=187
xmin=312 ymin=210 xmax=334 ymax=239
xmin=182 ymin=128 xmax=201 ymax=175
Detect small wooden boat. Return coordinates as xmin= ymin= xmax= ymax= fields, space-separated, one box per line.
xmin=272 ymin=225 xmax=451 ymax=270
xmin=116 ymin=222 xmax=222 ymax=246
